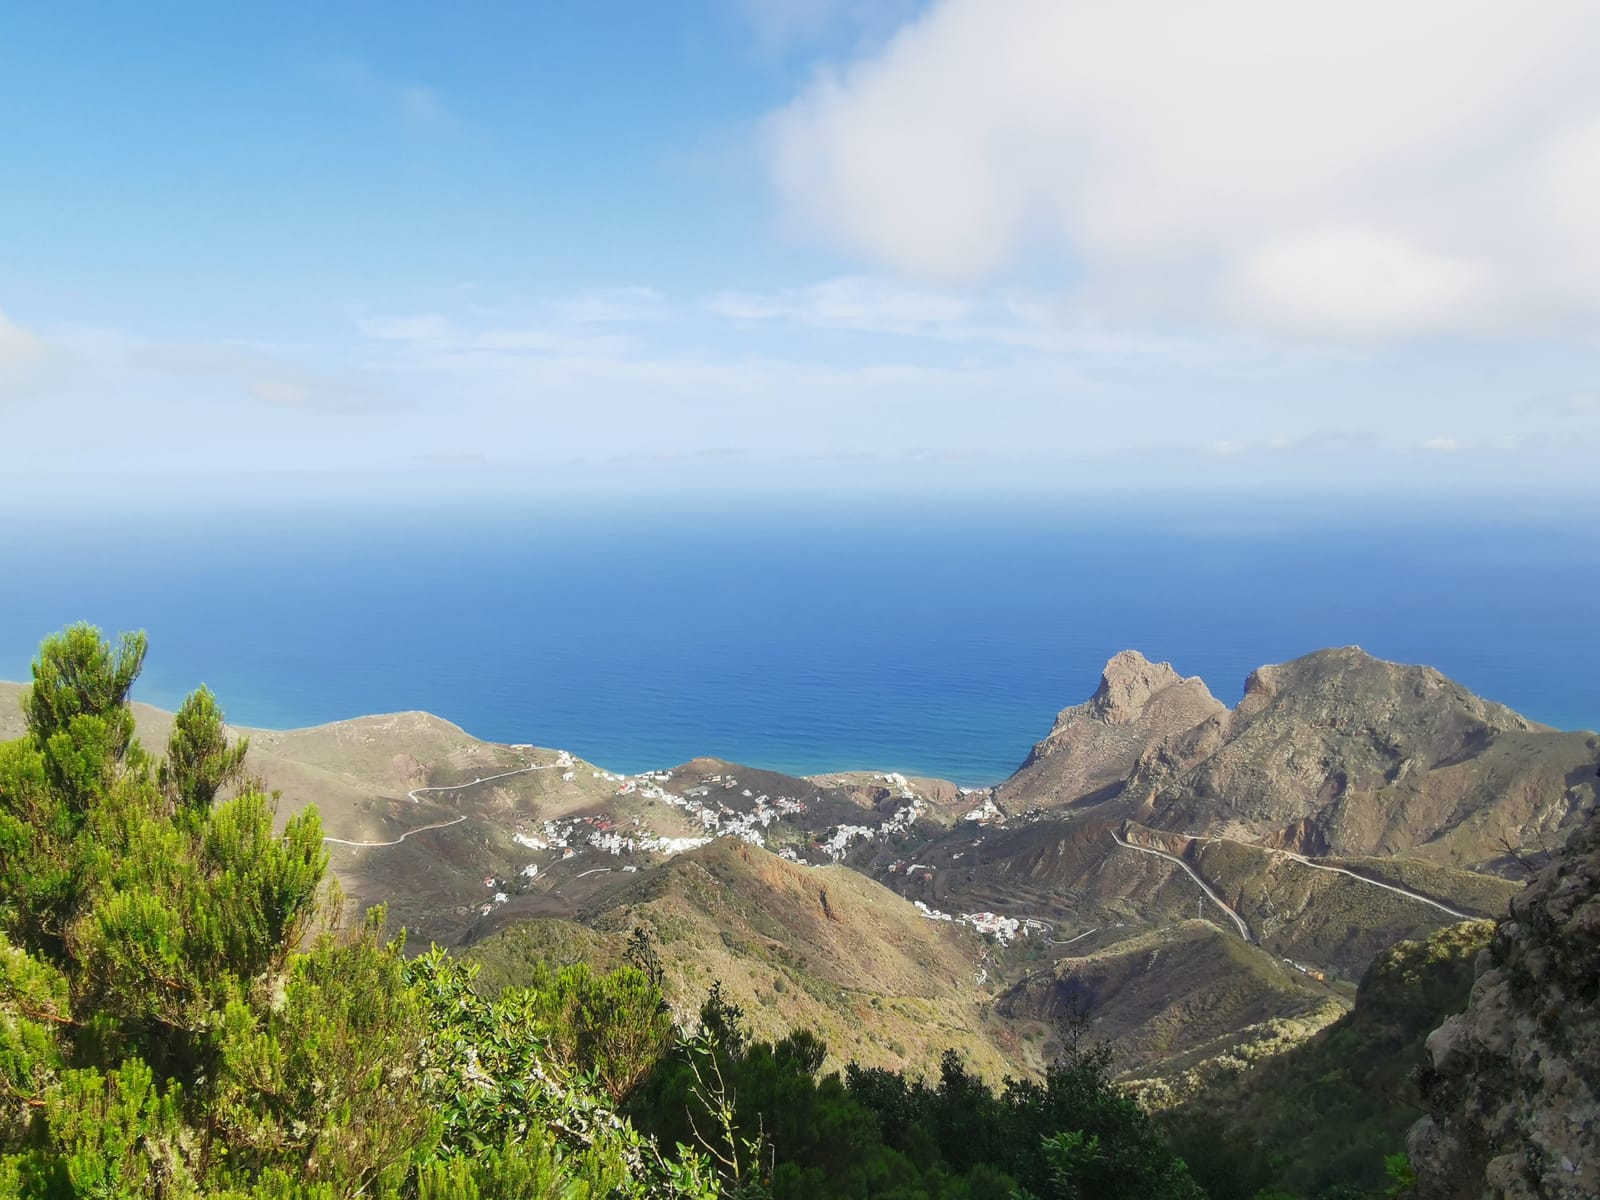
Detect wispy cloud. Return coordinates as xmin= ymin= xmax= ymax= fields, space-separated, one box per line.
xmin=708 ymin=275 xmax=1281 ymax=369
xmin=355 ymin=312 xmax=634 ymax=361
xmin=542 ymin=287 xmax=664 ymax=324
xmin=127 ymin=340 xmax=401 ymax=412
xmin=311 ymin=57 xmax=454 ymax=131
xmin=4 ymin=287 xmax=1594 ymax=496
xmin=710 ymin=276 xmax=972 ymax=332
xmin=0 ymin=309 xmax=49 ymax=372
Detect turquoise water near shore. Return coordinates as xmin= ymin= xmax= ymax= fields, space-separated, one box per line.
xmin=4 ymin=493 xmax=1597 ymax=785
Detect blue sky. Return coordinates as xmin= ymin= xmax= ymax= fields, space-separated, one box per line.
xmin=3 ymin=1 xmax=1599 ymax=502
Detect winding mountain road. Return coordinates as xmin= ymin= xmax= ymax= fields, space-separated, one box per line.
xmin=1045 ymin=926 xmax=1100 ymax=948
xmin=322 ymin=761 xmax=555 ymax=849
xmin=1108 ymin=829 xmax=1254 ymax=940
xmin=322 ymin=814 xmax=468 ymax=848
xmin=1273 ymin=848 xmax=1473 ymax=919
xmin=1157 ymin=827 xmax=1477 ymax=920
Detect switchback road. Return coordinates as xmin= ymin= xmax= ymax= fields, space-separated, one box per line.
xmin=322 ymin=761 xmax=555 ymax=848
xmin=1108 ymin=828 xmax=1254 ymax=940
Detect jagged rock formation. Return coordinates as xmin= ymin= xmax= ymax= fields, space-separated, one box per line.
xmin=1132 ymin=647 xmax=1589 ymax=860
xmin=989 ymin=647 xmax=1597 ymax=866
xmin=999 ymin=650 xmax=1225 ymax=809
xmin=1409 ymin=807 xmax=1600 ymax=1200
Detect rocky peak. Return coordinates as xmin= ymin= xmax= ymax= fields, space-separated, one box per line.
xmin=1139 ymin=647 xmax=1574 ymax=857
xmin=999 ymin=652 xmax=1223 ymax=810
xmin=1088 ymin=651 xmax=1190 ymax=726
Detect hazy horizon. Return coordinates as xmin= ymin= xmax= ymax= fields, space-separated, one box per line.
xmin=5 ymin=499 xmax=1596 ymax=784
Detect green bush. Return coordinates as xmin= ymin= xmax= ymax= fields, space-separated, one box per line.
xmin=0 ymin=624 xmax=717 ymax=1199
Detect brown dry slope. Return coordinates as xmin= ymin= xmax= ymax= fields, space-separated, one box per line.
xmin=0 ymin=680 xmax=529 ymax=843
xmin=996 ymin=919 xmax=1344 ymax=1078
xmin=466 ymin=838 xmax=1018 ymax=1081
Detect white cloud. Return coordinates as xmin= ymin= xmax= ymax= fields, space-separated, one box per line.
xmin=765 ymin=0 xmax=1600 ymax=339
xmin=398 ymin=86 xmax=449 ymax=129
xmin=1526 ymin=390 xmax=1600 ymax=417
xmin=542 ymin=287 xmax=663 ymax=324
xmin=356 ymin=312 xmax=632 ymax=360
xmin=356 ymin=315 xmax=455 ymax=343
xmin=1230 ymin=227 xmax=1487 ymax=339
xmin=6 ymin=291 xmax=1593 ymax=496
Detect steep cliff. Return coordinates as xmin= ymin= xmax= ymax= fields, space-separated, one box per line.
xmin=1410 ymin=804 xmax=1600 ymax=1199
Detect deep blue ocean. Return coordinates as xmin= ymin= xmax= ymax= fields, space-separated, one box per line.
xmin=3 ymin=492 xmax=1596 ymax=786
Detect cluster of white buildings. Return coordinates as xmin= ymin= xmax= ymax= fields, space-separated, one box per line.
xmin=911 ymin=901 xmax=1045 ymax=946
xmin=963 ymin=911 xmax=1024 ymax=942
xmin=880 ymin=795 xmax=927 ymax=835
xmin=493 ymin=763 xmax=940 ymax=884
xmin=812 ymin=790 xmax=927 ymax=862
xmin=816 ymin=823 xmax=877 ymax=860
xmin=914 ymin=899 xmax=956 ymax=922
xmin=645 ymin=776 xmax=811 ymax=849
xmin=503 ymin=770 xmax=820 ymax=874
xmin=479 ymin=883 xmax=512 ymax=916
xmin=962 ymin=795 xmax=1004 ymax=824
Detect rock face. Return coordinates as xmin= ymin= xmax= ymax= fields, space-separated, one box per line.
xmin=1409 ymin=807 xmax=1600 ymax=1199
xmin=995 ymin=648 xmax=1595 ymax=867
xmin=1130 ymin=648 xmax=1596 ymax=862
xmin=999 ymin=651 xmax=1224 ymax=809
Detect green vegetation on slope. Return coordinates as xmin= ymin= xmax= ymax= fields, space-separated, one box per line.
xmin=1163 ymin=919 xmax=1494 ymax=1199
xmin=627 ymin=986 xmax=1204 ymax=1200
xmin=0 ymin=624 xmax=719 ymax=1199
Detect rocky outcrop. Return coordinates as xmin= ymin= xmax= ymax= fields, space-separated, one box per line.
xmin=999 ymin=651 xmax=1223 ymax=809
xmin=996 ymin=647 xmax=1595 ymax=866
xmin=1131 ymin=648 xmax=1596 ymax=862
xmin=1409 ymin=806 xmax=1600 ymax=1199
